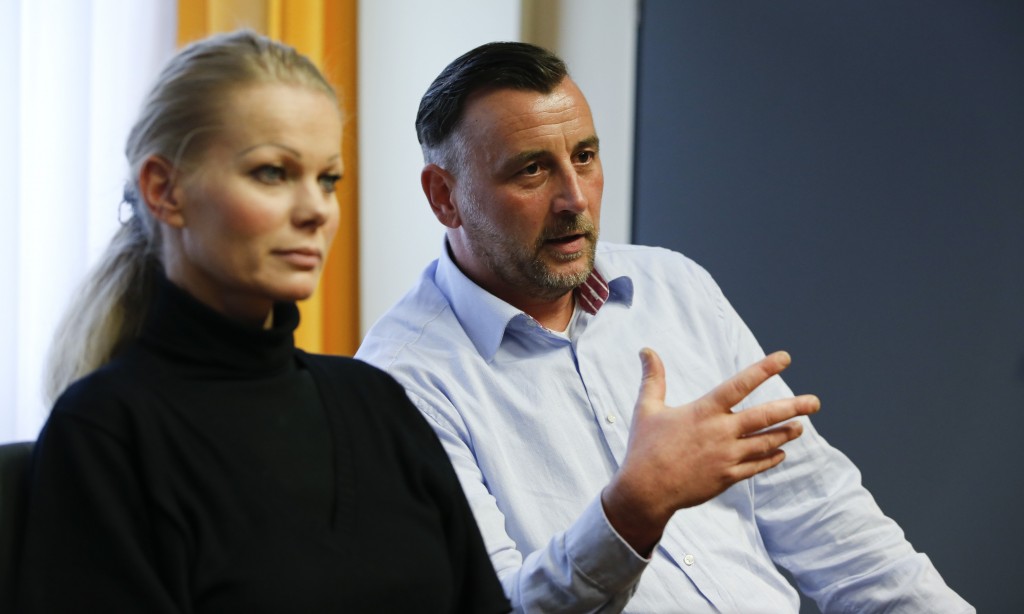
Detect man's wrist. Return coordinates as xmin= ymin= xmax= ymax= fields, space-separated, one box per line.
xmin=600 ymin=476 xmax=671 ymax=557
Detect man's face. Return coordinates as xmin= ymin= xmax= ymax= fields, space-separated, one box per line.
xmin=444 ymin=77 xmax=604 ymax=307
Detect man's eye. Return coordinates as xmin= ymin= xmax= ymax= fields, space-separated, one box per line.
xmin=576 ymin=151 xmax=595 ymax=164
xmin=319 ymin=173 xmax=342 ymax=194
xmin=252 ymin=165 xmax=286 ymax=184
xmin=521 ymin=163 xmax=541 ymax=176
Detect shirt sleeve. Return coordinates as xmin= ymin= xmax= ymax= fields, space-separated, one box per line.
xmin=17 ymin=399 xmax=185 ymax=613
xmin=710 ymin=277 xmax=975 ymax=613
xmin=407 ymin=390 xmax=648 ymax=613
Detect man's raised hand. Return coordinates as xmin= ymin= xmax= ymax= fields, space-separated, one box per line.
xmin=602 ymin=348 xmax=821 ymax=555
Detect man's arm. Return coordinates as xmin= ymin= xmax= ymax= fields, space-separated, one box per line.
xmin=754 ymin=417 xmax=975 ymax=613
xmin=712 ymin=288 xmax=975 ymax=613
xmin=409 ymin=349 xmax=819 ymax=612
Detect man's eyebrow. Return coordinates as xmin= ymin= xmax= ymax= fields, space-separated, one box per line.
xmin=576 ymin=135 xmax=600 ymax=152
xmin=504 ymin=148 xmax=550 ymax=171
xmin=501 ymin=136 xmax=601 ymax=172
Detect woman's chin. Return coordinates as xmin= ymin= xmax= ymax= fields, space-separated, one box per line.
xmin=271 ymin=275 xmax=322 ymax=303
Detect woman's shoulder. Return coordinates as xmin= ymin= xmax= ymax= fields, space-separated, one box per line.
xmin=48 ymin=343 xmax=161 ymax=433
xmin=299 ymin=351 xmax=402 ymax=387
xmin=299 ymin=351 xmax=415 ymax=407
xmin=298 ymin=351 xmax=427 ymax=424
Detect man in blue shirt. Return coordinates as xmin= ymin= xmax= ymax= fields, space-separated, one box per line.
xmin=356 ymin=42 xmax=972 ymax=613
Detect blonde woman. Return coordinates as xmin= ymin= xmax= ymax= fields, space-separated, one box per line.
xmin=17 ymin=31 xmax=509 ymax=614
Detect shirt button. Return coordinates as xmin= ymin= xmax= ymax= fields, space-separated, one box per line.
xmin=605 ymin=414 xmax=617 ymax=424
xmin=683 ymin=554 xmax=695 ymax=566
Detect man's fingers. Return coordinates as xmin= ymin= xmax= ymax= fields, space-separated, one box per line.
xmin=704 ymin=351 xmax=792 ymax=413
xmin=736 ymin=394 xmax=820 ymax=435
xmin=737 ymin=421 xmax=805 ymax=460
xmin=636 ymin=347 xmax=667 ymax=409
xmin=731 ymin=449 xmax=788 ymax=482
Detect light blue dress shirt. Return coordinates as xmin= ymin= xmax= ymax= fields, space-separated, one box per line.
xmin=357 ymin=241 xmax=973 ymax=613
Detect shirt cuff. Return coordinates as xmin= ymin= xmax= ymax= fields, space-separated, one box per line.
xmin=564 ymin=496 xmax=651 ymax=594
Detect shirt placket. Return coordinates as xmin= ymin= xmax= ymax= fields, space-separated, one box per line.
xmin=572 ymin=316 xmax=734 ymax=612
xmin=570 ymin=330 xmax=630 ymax=468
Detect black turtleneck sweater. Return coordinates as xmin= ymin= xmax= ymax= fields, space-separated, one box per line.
xmin=17 ymin=277 xmax=509 ymax=614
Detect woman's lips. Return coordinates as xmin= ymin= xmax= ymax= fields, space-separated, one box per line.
xmin=274 ymin=248 xmax=322 ymax=270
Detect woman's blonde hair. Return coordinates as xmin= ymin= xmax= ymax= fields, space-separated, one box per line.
xmin=44 ymin=30 xmax=338 ymax=404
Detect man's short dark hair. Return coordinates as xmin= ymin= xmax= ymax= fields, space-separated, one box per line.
xmin=415 ymin=41 xmax=568 ymax=151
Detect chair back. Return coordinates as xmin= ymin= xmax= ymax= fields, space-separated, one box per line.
xmin=0 ymin=441 xmax=33 ymax=611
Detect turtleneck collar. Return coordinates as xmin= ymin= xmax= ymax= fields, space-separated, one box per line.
xmin=139 ymin=272 xmax=300 ymax=378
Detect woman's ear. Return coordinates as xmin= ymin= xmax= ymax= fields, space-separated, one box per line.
xmin=138 ymin=155 xmax=186 ymax=228
xmin=421 ymin=163 xmax=461 ymax=229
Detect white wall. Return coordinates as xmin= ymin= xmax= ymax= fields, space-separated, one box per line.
xmin=357 ymin=0 xmax=637 ymax=335
xmin=0 ymin=0 xmax=177 ymax=442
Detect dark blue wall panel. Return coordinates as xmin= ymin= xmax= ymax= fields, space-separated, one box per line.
xmin=632 ymin=2 xmax=1024 ymax=611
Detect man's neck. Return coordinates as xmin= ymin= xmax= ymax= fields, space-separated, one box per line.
xmin=445 ymin=238 xmax=580 ymax=331
xmin=518 ymin=291 xmax=576 ymax=332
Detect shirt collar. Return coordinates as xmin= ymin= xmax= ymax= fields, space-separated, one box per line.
xmin=434 ymin=238 xmax=634 ymax=360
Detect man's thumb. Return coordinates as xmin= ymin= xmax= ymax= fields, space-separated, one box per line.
xmin=637 ymin=347 xmax=667 ymax=406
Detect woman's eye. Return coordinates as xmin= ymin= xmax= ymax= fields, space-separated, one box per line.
xmin=252 ymin=165 xmax=286 ymax=184
xmin=319 ymin=173 xmax=342 ymax=194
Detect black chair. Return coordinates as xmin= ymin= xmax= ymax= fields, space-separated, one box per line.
xmin=0 ymin=441 xmax=33 ymax=612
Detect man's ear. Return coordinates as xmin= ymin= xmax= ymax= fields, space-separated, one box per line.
xmin=421 ymin=163 xmax=461 ymax=229
xmin=138 ymin=155 xmax=186 ymax=228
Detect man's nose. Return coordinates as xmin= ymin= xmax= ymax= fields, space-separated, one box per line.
xmin=552 ymin=169 xmax=588 ymax=214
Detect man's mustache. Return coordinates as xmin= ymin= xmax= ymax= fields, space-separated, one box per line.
xmin=539 ymin=215 xmax=596 ymax=242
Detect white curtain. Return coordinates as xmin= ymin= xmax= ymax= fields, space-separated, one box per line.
xmin=0 ymin=0 xmax=178 ymax=443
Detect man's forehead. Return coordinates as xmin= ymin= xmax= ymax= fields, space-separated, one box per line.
xmin=460 ymin=80 xmax=596 ymax=144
